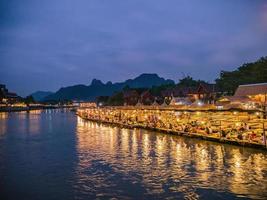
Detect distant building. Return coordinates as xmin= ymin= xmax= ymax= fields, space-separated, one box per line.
xmin=140 ymin=90 xmax=154 ymax=105
xmin=161 ymin=86 xmax=196 ymax=105
xmin=161 ymin=86 xmax=192 ymax=98
xmin=187 ymin=83 xmax=219 ymax=104
xmin=151 ymin=99 xmax=159 ymax=106
xmin=234 ymin=83 xmax=267 ymax=104
xmin=169 ymin=97 xmax=191 ymax=106
xmin=123 ymin=90 xmax=139 ymax=106
xmin=216 ymin=96 xmax=256 ymax=110
xmin=0 ymin=84 xmax=20 ymax=104
xmin=0 ymin=84 xmax=8 ymax=95
xmin=80 ymin=102 xmax=97 ymax=108
xmin=216 ymin=83 xmax=267 ymax=110
xmin=162 ymin=83 xmax=220 ymax=105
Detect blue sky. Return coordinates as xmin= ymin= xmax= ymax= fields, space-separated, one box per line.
xmin=1 ymin=0 xmax=267 ymax=96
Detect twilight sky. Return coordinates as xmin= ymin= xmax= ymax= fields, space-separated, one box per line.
xmin=1 ymin=0 xmax=267 ymax=96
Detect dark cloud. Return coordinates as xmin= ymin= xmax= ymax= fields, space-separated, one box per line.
xmin=1 ymin=0 xmax=267 ymax=96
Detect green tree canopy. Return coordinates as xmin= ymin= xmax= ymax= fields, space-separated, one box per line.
xmin=107 ymin=92 xmax=124 ymax=106
xmin=216 ymin=57 xmax=267 ymax=94
xmin=23 ymin=95 xmax=35 ymax=105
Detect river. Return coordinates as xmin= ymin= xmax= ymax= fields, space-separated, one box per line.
xmin=0 ymin=109 xmax=267 ymax=200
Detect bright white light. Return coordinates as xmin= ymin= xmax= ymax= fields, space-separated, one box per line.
xmin=197 ymin=101 xmax=203 ymax=106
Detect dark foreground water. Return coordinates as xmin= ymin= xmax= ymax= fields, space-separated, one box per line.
xmin=0 ymin=110 xmax=267 ymax=200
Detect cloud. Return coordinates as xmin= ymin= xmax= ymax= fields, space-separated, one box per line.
xmin=0 ymin=0 xmax=267 ymax=95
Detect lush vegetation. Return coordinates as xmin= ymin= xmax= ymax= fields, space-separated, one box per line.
xmin=177 ymin=76 xmax=208 ymax=87
xmin=101 ymin=56 xmax=267 ymax=106
xmin=23 ymin=95 xmax=35 ymax=105
xmin=149 ymin=83 xmax=175 ymax=96
xmin=216 ymin=57 xmax=267 ymax=94
xmin=44 ymin=74 xmax=174 ymax=101
xmin=17 ymin=56 xmax=266 ymax=107
xmin=107 ymin=92 xmax=124 ymax=106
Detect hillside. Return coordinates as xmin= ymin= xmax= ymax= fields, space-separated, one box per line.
xmin=30 ymin=91 xmax=53 ymax=101
xmin=44 ymin=73 xmax=174 ymax=101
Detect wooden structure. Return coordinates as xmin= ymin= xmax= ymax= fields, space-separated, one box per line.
xmin=234 ymin=83 xmax=267 ymax=104
xmin=123 ymin=90 xmax=139 ymax=106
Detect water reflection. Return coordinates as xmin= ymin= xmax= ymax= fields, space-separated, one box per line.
xmin=76 ymin=116 xmax=267 ymax=199
xmin=0 ymin=112 xmax=8 ymax=136
xmin=1 ymin=111 xmax=266 ymax=199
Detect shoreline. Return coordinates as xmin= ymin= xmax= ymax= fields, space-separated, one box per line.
xmin=77 ymin=113 xmax=267 ymax=150
xmin=0 ymin=106 xmax=77 ymax=113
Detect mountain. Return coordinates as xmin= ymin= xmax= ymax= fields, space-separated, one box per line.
xmin=124 ymin=73 xmax=173 ymax=88
xmin=44 ymin=73 xmax=174 ymax=101
xmin=30 ymin=91 xmax=53 ymax=101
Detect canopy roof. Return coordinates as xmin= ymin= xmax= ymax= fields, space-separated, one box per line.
xmin=234 ymin=83 xmax=267 ymax=97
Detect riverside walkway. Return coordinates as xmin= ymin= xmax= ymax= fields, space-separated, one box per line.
xmin=77 ymin=106 xmax=267 ymax=149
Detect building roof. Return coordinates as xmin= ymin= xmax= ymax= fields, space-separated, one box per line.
xmin=151 ymin=100 xmax=159 ymax=106
xmin=170 ymin=97 xmax=191 ymax=105
xmin=190 ymin=83 xmax=220 ymax=94
xmin=141 ymin=90 xmax=153 ymax=98
xmin=234 ymin=83 xmax=267 ymax=97
xmin=123 ymin=90 xmax=139 ymax=98
xmin=161 ymin=86 xmax=197 ymax=97
xmin=135 ymin=100 xmax=143 ymax=106
xmin=6 ymin=92 xmax=19 ymax=98
xmin=161 ymin=83 xmax=220 ymax=97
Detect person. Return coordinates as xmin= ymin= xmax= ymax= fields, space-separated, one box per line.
xmin=208 ymin=127 xmax=213 ymax=134
xmin=206 ymin=126 xmax=212 ymax=134
xmin=221 ymin=130 xmax=227 ymax=138
xmin=239 ymin=125 xmax=245 ymax=132
xmin=184 ymin=125 xmax=190 ymax=132
xmin=245 ymin=123 xmax=250 ymax=130
xmin=261 ymin=133 xmax=266 ymax=144
xmin=182 ymin=124 xmax=186 ymax=132
xmin=237 ymin=132 xmax=243 ymax=140
xmin=249 ymin=132 xmax=256 ymax=141
xmin=205 ymin=127 xmax=209 ymax=134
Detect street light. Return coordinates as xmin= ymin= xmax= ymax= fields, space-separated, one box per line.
xmin=197 ymin=101 xmax=203 ymax=106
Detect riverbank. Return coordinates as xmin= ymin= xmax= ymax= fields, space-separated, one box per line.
xmin=0 ymin=105 xmax=77 ymax=112
xmin=77 ymin=107 xmax=267 ymax=150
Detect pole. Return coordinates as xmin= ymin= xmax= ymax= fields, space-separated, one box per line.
xmin=264 ymin=93 xmax=267 ymax=119
xmin=263 ymin=121 xmax=267 ymax=148
xmin=219 ymin=120 xmax=222 ymax=139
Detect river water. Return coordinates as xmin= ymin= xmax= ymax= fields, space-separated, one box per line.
xmin=0 ymin=109 xmax=267 ymax=200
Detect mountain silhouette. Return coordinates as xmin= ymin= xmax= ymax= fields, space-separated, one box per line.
xmin=43 ymin=73 xmax=174 ymax=101
xmin=30 ymin=91 xmax=53 ymax=101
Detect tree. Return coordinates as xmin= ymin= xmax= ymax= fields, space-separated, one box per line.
xmin=107 ymin=92 xmax=124 ymax=106
xmin=177 ymin=76 xmax=208 ymax=87
xmin=24 ymin=95 xmax=35 ymax=105
xmin=178 ymin=76 xmax=198 ymax=87
xmin=216 ymin=57 xmax=267 ymax=94
xmin=122 ymin=85 xmax=130 ymax=91
xmin=96 ymin=96 xmax=109 ymax=106
xmin=149 ymin=83 xmax=175 ymax=96
xmin=0 ymin=90 xmax=4 ymax=101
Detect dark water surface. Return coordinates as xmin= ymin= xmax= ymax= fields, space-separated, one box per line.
xmin=0 ymin=110 xmax=267 ymax=200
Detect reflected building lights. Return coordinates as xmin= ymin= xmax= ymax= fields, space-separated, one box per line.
xmin=0 ymin=112 xmax=8 ymax=135
xmin=75 ymin=114 xmax=267 ymax=199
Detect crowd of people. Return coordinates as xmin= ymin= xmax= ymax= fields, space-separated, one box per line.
xmin=77 ymin=108 xmax=267 ymax=146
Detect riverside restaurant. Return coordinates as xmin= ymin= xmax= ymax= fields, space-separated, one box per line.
xmin=77 ymin=106 xmax=267 ymax=149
